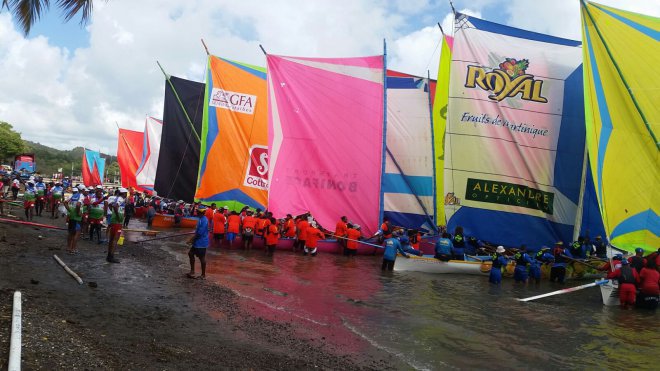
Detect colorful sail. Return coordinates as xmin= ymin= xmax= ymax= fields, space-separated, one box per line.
xmin=135 ymin=116 xmax=163 ymax=191
xmin=116 ymin=128 xmax=144 ymax=190
xmin=195 ymin=56 xmax=268 ymax=210
xmin=82 ymin=149 xmax=103 ymax=186
xmin=432 ymin=34 xmax=453 ymax=226
xmin=581 ymin=1 xmax=659 ymax=252
xmin=444 ymin=13 xmax=586 ymax=248
xmin=382 ymin=72 xmax=435 ymax=231
xmin=154 ymin=76 xmax=204 ymax=202
xmin=267 ymin=54 xmax=385 ymax=235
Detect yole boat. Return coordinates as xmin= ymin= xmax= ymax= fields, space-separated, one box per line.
xmin=151 ymin=213 xmax=199 ymax=228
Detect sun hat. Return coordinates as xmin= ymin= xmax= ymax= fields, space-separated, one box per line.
xmin=496 ymin=246 xmax=506 ymax=254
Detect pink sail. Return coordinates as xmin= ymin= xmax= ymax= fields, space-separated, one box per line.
xmin=267 ymin=55 xmax=384 ymax=235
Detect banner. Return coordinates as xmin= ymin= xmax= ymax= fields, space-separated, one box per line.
xmin=117 ymin=128 xmax=144 ymax=190
xmin=267 ymin=54 xmax=384 ymax=235
xmin=135 ymin=116 xmax=163 ymax=190
xmin=195 ymin=56 xmax=268 ymax=210
xmin=154 ymin=76 xmax=204 ymax=202
xmin=444 ymin=13 xmax=585 ymax=248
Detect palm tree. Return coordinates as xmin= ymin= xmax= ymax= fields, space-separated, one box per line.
xmin=2 ymin=0 xmax=96 ymax=35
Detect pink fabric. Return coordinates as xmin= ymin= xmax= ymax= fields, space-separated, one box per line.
xmin=278 ymin=55 xmax=383 ymax=69
xmin=267 ymin=55 xmax=384 ymax=235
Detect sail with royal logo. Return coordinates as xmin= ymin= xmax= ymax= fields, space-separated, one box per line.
xmin=266 ymin=54 xmax=385 ymax=236
xmin=195 ymin=56 xmax=268 ymax=211
xmin=580 ymin=1 xmax=659 ymax=253
xmin=443 ymin=13 xmax=590 ymax=248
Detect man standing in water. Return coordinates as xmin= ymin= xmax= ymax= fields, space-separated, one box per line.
xmin=188 ymin=205 xmax=209 ymax=279
xmin=513 ymin=245 xmax=534 ymax=284
xmin=489 ymin=246 xmax=509 ymax=284
xmin=381 ymin=231 xmax=409 ymax=271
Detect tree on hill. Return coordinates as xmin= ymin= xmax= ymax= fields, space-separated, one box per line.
xmin=1 ymin=0 xmax=96 ymax=35
xmin=0 ymin=121 xmax=25 ymax=163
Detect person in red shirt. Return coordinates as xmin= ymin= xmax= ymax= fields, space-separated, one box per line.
xmin=409 ymin=229 xmax=422 ymax=251
xmin=265 ymin=217 xmax=280 ymax=256
xmin=304 ymin=221 xmax=325 ymax=256
xmin=295 ymin=216 xmax=310 ymax=252
xmin=606 ymin=259 xmax=640 ymax=309
xmin=212 ymin=206 xmax=227 ymax=247
xmin=283 ymin=214 xmax=296 ymax=238
xmin=637 ymin=259 xmax=659 ymax=310
xmin=205 ymin=203 xmax=216 ymax=223
xmin=241 ymin=210 xmax=257 ymax=250
xmin=335 ymin=216 xmax=348 ymax=248
xmin=344 ymin=223 xmax=362 ymax=257
xmin=226 ymin=211 xmax=241 ymax=247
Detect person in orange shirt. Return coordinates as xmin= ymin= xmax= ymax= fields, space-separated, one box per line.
xmin=304 ymin=221 xmax=325 ymax=256
xmin=335 ymin=216 xmax=348 ymax=249
xmin=241 ymin=210 xmax=257 ymax=250
xmin=212 ymin=206 xmax=227 ymax=247
xmin=409 ymin=229 xmax=422 ymax=251
xmin=295 ymin=216 xmax=310 ymax=252
xmin=283 ymin=214 xmax=296 ymax=238
xmin=226 ymin=211 xmax=241 ymax=247
xmin=205 ymin=203 xmax=216 ymax=223
xmin=344 ymin=223 xmax=362 ymax=257
xmin=265 ymin=217 xmax=280 ymax=256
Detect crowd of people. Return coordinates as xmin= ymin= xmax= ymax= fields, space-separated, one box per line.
xmin=1 ymin=174 xmax=657 ymax=310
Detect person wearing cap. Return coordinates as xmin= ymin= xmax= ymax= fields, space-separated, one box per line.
xmin=49 ymin=182 xmax=64 ymax=219
xmin=88 ymin=187 xmax=106 ymax=243
xmin=304 ymin=220 xmax=325 ymax=256
xmin=550 ymin=241 xmax=572 ymax=283
xmin=489 ymin=246 xmax=509 ymax=284
xmin=344 ymin=223 xmax=362 ymax=257
xmin=241 ymin=209 xmax=257 ymax=250
xmin=592 ymin=236 xmax=607 ymax=258
xmin=335 ymin=216 xmax=348 ymax=249
xmin=187 ymin=205 xmax=210 ymax=279
xmin=597 ymin=254 xmax=624 ymax=272
xmin=63 ymin=190 xmax=83 ymax=254
xmin=513 ymin=245 xmax=534 ymax=284
xmin=105 ymin=188 xmax=127 ymax=264
xmin=381 ymin=230 xmax=409 ymax=271
xmin=399 ymin=233 xmax=423 ymax=257
xmin=23 ymin=181 xmax=37 ymax=221
xmin=212 ymin=206 xmax=227 ymax=247
xmin=434 ymin=232 xmax=453 ymax=261
xmin=606 ymin=258 xmax=639 ymax=309
xmin=628 ymin=248 xmax=647 ymax=274
xmin=637 ymin=259 xmax=659 ymax=310
xmin=34 ymin=177 xmax=46 ymax=217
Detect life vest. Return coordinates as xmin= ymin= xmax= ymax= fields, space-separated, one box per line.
xmin=630 ymin=256 xmax=644 ymax=273
xmin=453 ymin=234 xmax=465 ymax=247
xmin=514 ymin=252 xmax=529 ymax=266
xmin=619 ymin=266 xmax=636 ymax=285
xmin=491 ymin=254 xmax=504 ymax=269
xmin=553 ymin=247 xmax=566 ymax=264
xmin=570 ymin=241 xmax=581 ymax=256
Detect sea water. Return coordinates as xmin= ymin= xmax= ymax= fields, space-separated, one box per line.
xmin=163 ymin=241 xmax=658 ymax=370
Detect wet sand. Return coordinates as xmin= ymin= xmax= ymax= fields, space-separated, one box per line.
xmin=0 ymin=217 xmax=401 ymax=370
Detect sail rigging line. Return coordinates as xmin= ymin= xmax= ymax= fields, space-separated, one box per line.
xmin=581 ymin=1 xmax=659 ymax=150
xmin=573 ymin=145 xmax=589 ymax=241
xmin=427 ymin=70 xmax=439 ymax=231
xmin=385 ymin=147 xmax=436 ymax=231
xmin=157 ymin=61 xmax=202 ymax=143
xmin=378 ymin=39 xmax=388 ymax=225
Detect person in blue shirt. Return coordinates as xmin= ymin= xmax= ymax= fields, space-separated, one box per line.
xmin=530 ymin=247 xmax=552 ymax=284
xmin=399 ymin=234 xmax=423 ymax=256
xmin=452 ymin=226 xmax=466 ymax=260
xmin=187 ymin=205 xmax=210 ymax=279
xmin=489 ymin=246 xmax=509 ymax=284
xmin=34 ymin=177 xmax=46 ymax=216
xmin=382 ymin=232 xmax=409 ymax=271
xmin=513 ymin=245 xmax=534 ymax=284
xmin=434 ymin=232 xmax=453 ymax=261
xmin=550 ymin=241 xmax=573 ymax=283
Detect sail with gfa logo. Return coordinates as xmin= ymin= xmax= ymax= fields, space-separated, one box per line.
xmin=209 ymin=88 xmax=257 ymax=114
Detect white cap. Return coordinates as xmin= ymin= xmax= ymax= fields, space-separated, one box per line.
xmin=72 ymin=188 xmax=79 ymax=193
xmin=96 ymin=185 xmax=103 ymax=189
xmin=223 ymin=205 xmax=229 ymax=209
xmin=496 ymin=246 xmax=505 ymax=253
xmin=119 ymin=187 xmax=128 ymax=193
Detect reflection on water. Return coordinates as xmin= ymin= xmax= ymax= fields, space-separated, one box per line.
xmin=153 ymin=233 xmax=658 ymax=370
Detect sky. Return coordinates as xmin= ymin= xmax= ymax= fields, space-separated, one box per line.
xmin=0 ymin=0 xmax=658 ymax=154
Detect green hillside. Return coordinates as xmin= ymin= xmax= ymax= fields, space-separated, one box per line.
xmin=23 ymin=141 xmax=119 ymax=180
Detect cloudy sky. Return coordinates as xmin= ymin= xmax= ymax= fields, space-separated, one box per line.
xmin=0 ymin=0 xmax=657 ymax=154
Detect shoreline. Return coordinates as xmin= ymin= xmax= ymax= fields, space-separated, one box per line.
xmin=0 ymin=217 xmax=402 ymax=370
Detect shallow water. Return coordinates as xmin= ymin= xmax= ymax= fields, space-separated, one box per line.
xmin=150 ymin=231 xmax=658 ymax=370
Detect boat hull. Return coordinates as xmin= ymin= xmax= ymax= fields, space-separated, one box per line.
xmin=393 ymin=255 xmax=490 ymax=275
xmin=216 ymin=236 xmax=382 ymax=256
xmin=600 ymin=280 xmax=619 ymax=306
xmin=151 ymin=213 xmax=198 ymax=228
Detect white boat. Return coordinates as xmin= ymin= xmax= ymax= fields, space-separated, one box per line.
xmin=393 ymin=255 xmax=490 ymax=276
xmin=599 ymin=280 xmax=619 ymax=306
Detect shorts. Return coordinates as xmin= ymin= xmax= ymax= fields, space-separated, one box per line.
xmin=381 ymin=259 xmax=395 ymax=271
xmin=88 ymin=218 xmax=103 ymax=225
xmin=344 ymin=247 xmax=357 ymax=256
xmin=68 ymin=220 xmax=81 ymax=233
xmin=213 ymin=233 xmax=224 ymax=241
xmin=24 ymin=201 xmax=34 ymax=209
xmin=189 ymin=247 xmax=207 ymax=258
xmin=242 ymin=233 xmax=254 ymax=242
xmin=227 ymin=232 xmax=236 ymax=241
xmin=109 ymin=224 xmax=122 ymax=236
xmin=106 ymin=215 xmax=111 ymax=225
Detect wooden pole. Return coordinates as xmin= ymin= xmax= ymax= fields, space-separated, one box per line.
xmin=517 ymin=279 xmax=609 ymax=302
xmin=53 ymin=254 xmax=84 ymax=285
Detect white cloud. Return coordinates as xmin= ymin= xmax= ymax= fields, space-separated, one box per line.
xmin=0 ymin=0 xmax=656 ymax=154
